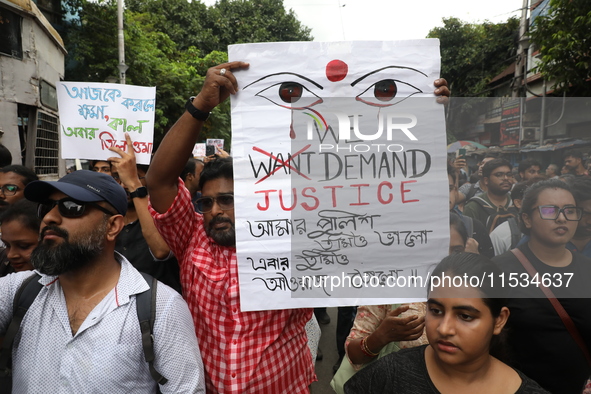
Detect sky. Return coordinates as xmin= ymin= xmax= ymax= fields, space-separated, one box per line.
xmin=201 ymin=0 xmax=524 ymax=41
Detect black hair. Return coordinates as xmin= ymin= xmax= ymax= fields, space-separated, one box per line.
xmin=90 ymin=160 xmax=111 ymax=170
xmin=447 ymin=162 xmax=456 ymax=182
xmin=449 ymin=211 xmax=468 ymax=246
xmin=570 ymin=177 xmax=591 ymax=205
xmin=197 ymin=157 xmax=233 ymax=191
xmin=136 ymin=164 xmax=150 ymax=174
xmin=428 ymin=252 xmax=509 ymax=361
xmin=0 ymin=144 xmax=12 ymax=168
xmin=510 ymin=182 xmax=529 ymax=201
xmin=519 ymin=178 xmax=574 ymax=236
xmin=518 ymin=158 xmax=541 ymax=174
xmin=181 ymin=158 xmax=204 ymax=182
xmin=0 ymin=199 xmax=41 ymax=233
xmin=512 ymin=177 xmax=546 ymax=202
xmin=564 ymin=150 xmax=583 ymax=160
xmin=481 ymin=158 xmax=512 ymax=179
xmin=429 ymin=253 xmax=507 ymax=313
xmin=482 ymin=153 xmax=499 ymax=161
xmin=0 ymin=165 xmax=38 ymax=185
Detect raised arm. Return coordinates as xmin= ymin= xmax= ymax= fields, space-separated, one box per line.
xmin=108 ymin=134 xmax=171 ymax=259
xmin=146 ymin=61 xmax=249 ymax=213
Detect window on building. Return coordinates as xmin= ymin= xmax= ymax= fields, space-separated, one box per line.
xmin=40 ymin=80 xmax=58 ymax=110
xmin=0 ymin=7 xmax=23 ymax=59
xmin=35 ymin=112 xmax=59 ymax=176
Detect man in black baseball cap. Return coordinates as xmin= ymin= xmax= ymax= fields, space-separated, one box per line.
xmin=0 ymin=169 xmax=207 ymax=392
xmin=25 ymin=169 xmax=127 ymax=217
xmin=22 ymin=170 xmax=126 ymax=276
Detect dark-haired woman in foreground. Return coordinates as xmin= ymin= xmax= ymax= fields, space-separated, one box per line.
xmin=331 ymin=213 xmax=479 ymax=394
xmin=344 ymin=253 xmax=548 ymax=393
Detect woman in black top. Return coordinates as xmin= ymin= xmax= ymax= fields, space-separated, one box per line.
xmin=493 ymin=179 xmax=591 ymax=393
xmin=345 ymin=253 xmax=548 ymax=394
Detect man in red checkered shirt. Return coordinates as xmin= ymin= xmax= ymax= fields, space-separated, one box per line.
xmin=146 ymin=61 xmax=316 ymax=393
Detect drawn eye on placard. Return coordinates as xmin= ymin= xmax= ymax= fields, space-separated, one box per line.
xmin=244 ymin=73 xmax=324 ymax=110
xmin=242 ymin=64 xmax=429 ymax=139
xmin=255 ymin=82 xmax=323 ymax=109
xmin=350 ymin=65 xmax=428 ymax=107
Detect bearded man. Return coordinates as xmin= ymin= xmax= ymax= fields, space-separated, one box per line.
xmin=0 ymin=170 xmax=204 ymax=393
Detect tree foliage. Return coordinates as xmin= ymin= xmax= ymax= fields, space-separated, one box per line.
xmin=61 ymin=0 xmax=312 ymax=148
xmin=207 ymin=0 xmax=313 ymax=50
xmin=126 ymin=0 xmax=216 ymax=54
xmin=63 ymin=0 xmax=119 ymax=82
xmin=427 ymin=17 xmax=519 ymax=97
xmin=529 ymin=0 xmax=591 ymax=95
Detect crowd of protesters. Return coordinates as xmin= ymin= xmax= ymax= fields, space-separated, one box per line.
xmin=0 ymin=61 xmax=589 ymax=394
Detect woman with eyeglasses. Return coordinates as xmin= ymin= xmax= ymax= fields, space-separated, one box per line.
xmin=493 ymin=179 xmax=591 ymax=393
xmin=0 ymin=165 xmax=39 ymax=210
xmin=0 ymin=200 xmax=41 ymax=276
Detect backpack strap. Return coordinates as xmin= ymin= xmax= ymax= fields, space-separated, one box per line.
xmin=137 ymin=272 xmax=168 ymax=385
xmin=0 ymin=273 xmax=43 ymax=376
xmin=510 ymin=249 xmax=591 ymax=368
xmin=508 ymin=217 xmax=522 ymax=249
xmin=0 ymin=272 xmax=169 ymax=386
xmin=460 ymin=215 xmax=474 ymax=237
xmin=465 ymin=183 xmax=479 ymax=201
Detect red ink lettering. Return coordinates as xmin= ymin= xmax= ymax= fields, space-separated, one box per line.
xmin=279 ymin=189 xmax=297 ymax=211
xmin=323 ymin=185 xmax=343 ymax=207
xmin=301 ymin=187 xmax=320 ymax=211
xmin=378 ymin=181 xmax=393 ymax=204
xmin=350 ymin=184 xmax=370 ymax=206
xmin=401 ymin=180 xmax=419 ymax=203
xmin=255 ymin=189 xmax=276 ymax=211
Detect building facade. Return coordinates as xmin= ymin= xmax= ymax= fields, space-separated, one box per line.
xmin=0 ymin=0 xmax=66 ymax=178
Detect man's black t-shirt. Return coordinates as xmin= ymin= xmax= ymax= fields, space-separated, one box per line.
xmin=115 ymin=220 xmax=182 ymax=293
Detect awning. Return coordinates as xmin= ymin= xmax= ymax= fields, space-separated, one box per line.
xmin=520 ymin=139 xmax=591 ymax=152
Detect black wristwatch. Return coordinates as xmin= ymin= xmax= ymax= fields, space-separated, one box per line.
xmin=185 ymin=96 xmax=210 ymax=121
xmin=129 ymin=186 xmax=148 ymax=199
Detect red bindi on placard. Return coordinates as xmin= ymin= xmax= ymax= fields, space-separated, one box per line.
xmin=326 ymin=60 xmax=348 ymax=82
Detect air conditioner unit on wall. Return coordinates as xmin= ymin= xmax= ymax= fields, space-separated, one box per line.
xmin=523 ymin=127 xmax=540 ymax=140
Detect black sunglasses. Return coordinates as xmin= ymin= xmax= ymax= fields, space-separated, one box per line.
xmin=38 ymin=197 xmax=116 ymax=219
xmin=195 ymin=194 xmax=234 ymax=214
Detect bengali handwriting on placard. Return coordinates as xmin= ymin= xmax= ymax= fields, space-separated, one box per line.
xmin=58 ymin=82 xmax=156 ymax=164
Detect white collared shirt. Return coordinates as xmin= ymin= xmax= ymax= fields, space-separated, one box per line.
xmin=0 ymin=254 xmax=205 ymax=393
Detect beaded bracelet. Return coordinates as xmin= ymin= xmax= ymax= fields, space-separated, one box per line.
xmin=360 ymin=336 xmax=379 ymax=358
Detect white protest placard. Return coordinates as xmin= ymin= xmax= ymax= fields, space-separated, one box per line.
xmin=193 ymin=143 xmax=206 ymax=158
xmin=230 ymin=40 xmax=449 ymax=311
xmin=206 ymin=138 xmax=224 ymax=150
xmin=57 ymin=82 xmax=156 ymax=164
